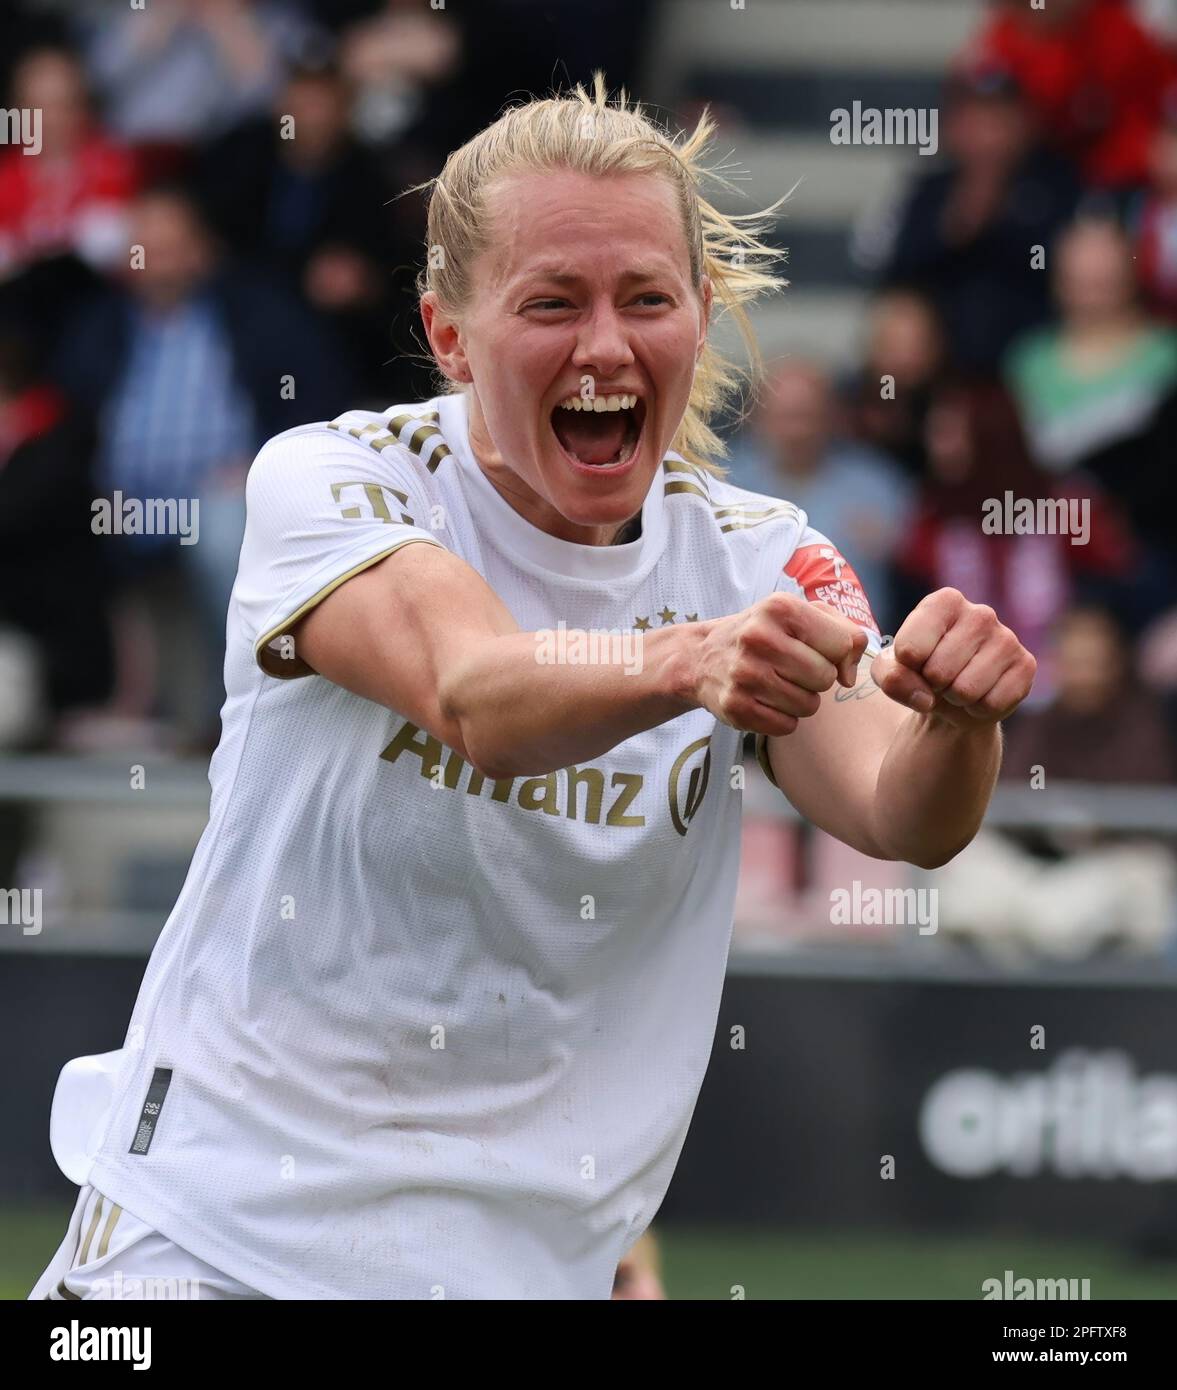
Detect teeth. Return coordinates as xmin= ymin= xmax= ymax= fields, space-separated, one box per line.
xmin=557 ymin=393 xmax=638 ymax=411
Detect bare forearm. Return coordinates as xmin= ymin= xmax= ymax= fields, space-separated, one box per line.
xmin=871 ymin=712 xmax=1002 ymax=869
xmin=439 ymin=625 xmax=704 ymax=778
xmin=301 ymin=547 xmax=869 ymax=778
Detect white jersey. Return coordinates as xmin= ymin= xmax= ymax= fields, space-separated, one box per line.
xmin=77 ymin=392 xmax=882 ymax=1299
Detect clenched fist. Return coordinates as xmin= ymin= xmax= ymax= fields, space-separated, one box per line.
xmin=694 ymin=591 xmax=867 ymax=736
xmin=871 ymin=588 xmax=1036 ymax=726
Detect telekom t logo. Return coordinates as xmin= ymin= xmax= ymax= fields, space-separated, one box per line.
xmin=819 ymin=547 xmax=845 ymax=579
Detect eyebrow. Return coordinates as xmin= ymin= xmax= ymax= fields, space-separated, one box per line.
xmin=516 ymin=266 xmax=673 ymax=288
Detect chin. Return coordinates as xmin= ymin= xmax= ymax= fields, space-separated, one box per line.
xmin=544 ymin=440 xmax=658 ymax=526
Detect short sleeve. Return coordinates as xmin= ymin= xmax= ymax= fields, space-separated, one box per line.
xmin=756 ymin=525 xmax=887 ymax=786
xmin=236 ymin=426 xmax=445 ymax=678
xmin=774 ymin=525 xmax=885 ymax=654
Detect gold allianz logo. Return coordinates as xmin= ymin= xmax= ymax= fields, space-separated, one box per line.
xmin=379 ymin=722 xmax=712 ymax=836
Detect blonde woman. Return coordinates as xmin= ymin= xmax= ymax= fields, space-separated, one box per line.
xmin=31 ymin=78 xmax=1034 ymax=1301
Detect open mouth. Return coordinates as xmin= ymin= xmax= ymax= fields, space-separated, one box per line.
xmin=550 ymin=393 xmax=646 ymax=470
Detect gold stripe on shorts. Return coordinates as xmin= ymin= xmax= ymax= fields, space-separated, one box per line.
xmin=77 ymin=1193 xmax=104 ymax=1266
xmin=47 ymin=1188 xmax=93 ymax=1299
xmin=97 ymin=1202 xmax=122 ymax=1259
xmin=69 ymin=1189 xmax=90 ymax=1265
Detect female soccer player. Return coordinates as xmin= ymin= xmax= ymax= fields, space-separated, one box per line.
xmin=32 ymin=78 xmax=1034 ymax=1300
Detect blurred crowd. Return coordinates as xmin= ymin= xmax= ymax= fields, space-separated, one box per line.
xmin=731 ymin=1 xmax=1177 ymax=736
xmin=0 ymin=0 xmax=652 ymax=751
xmin=723 ymin=0 xmax=1177 ymax=957
xmin=0 ymin=0 xmax=1175 ymax=956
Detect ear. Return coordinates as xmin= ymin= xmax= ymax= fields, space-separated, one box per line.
xmin=696 ymin=275 xmax=713 ymax=360
xmin=420 ymin=291 xmax=472 ymax=383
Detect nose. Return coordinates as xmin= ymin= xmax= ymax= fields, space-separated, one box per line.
xmin=571 ymin=303 xmax=635 ymax=379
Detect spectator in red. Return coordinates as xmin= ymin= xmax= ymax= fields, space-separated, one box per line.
xmin=0 ymin=45 xmax=138 ymax=279
xmin=966 ymin=0 xmax=1177 ymax=190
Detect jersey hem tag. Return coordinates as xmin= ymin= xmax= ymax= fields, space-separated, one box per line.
xmin=128 ymin=1067 xmax=173 ymax=1156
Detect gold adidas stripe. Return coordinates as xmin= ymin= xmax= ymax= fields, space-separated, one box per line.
xmin=662 ymin=458 xmax=711 ymax=485
xmin=50 ymin=1188 xmax=93 ymax=1299
xmin=78 ymin=1193 xmax=104 ymax=1266
xmin=69 ymin=1192 xmax=88 ymax=1265
xmin=97 ymin=1203 xmax=123 ymax=1260
xmin=664 ymin=479 xmax=711 ymax=502
xmin=719 ymin=514 xmax=799 ymax=534
xmin=336 ymin=420 xmax=388 ymax=443
xmin=661 ymin=461 xmax=800 ymax=533
xmin=712 ymin=502 xmax=801 ymax=521
xmin=376 ymin=409 xmax=452 ymax=474
xmin=328 ymin=409 xmax=452 ymax=473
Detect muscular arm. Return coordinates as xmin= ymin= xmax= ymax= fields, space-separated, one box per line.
xmin=766 ymin=651 xmax=1003 ymax=870
xmin=292 ymin=541 xmax=862 ymax=782
xmin=766 ymin=589 xmax=1034 ymax=870
xmin=294 ymin=541 xmax=704 ymax=780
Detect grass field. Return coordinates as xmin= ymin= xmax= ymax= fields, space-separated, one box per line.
xmin=6 ymin=1203 xmax=1177 ymax=1299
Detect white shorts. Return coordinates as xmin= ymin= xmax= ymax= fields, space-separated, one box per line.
xmin=29 ymin=1183 xmax=267 ymax=1301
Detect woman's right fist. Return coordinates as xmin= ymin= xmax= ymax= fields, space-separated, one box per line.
xmin=692 ymin=592 xmax=867 ymax=736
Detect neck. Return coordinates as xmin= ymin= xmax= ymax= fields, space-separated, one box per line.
xmin=610 ymin=512 xmax=643 ymax=545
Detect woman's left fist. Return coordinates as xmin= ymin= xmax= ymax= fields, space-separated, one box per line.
xmin=870 ymin=588 xmax=1036 ymax=727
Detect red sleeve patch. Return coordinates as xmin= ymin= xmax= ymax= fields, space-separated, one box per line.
xmin=783 ymin=543 xmax=880 ymax=633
